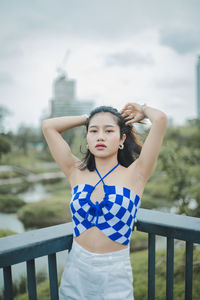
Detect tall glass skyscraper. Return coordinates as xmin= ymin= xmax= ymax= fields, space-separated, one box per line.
xmin=197 ymin=55 xmax=200 ymax=119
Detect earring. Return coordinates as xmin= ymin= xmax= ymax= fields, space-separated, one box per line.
xmin=119 ymin=144 xmax=124 ymax=150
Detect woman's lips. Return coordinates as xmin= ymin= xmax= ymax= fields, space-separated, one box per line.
xmin=95 ymin=144 xmax=106 ymax=149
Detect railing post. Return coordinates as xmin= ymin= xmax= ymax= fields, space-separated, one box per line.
xmin=48 ymin=253 xmax=59 ymax=300
xmin=148 ymin=233 xmax=155 ymax=300
xmin=3 ymin=266 xmax=13 ymax=300
xmin=166 ymin=237 xmax=174 ymax=300
xmin=185 ymin=241 xmax=193 ymax=300
xmin=27 ymin=259 xmax=37 ymax=300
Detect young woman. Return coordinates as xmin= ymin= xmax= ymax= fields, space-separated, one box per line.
xmin=42 ymin=102 xmax=168 ymax=300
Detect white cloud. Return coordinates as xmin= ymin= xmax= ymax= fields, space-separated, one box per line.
xmin=159 ymin=27 xmax=200 ymax=54
xmin=104 ymin=50 xmax=154 ymax=67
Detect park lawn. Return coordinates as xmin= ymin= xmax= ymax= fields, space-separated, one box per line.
xmin=131 ymin=246 xmax=200 ymax=300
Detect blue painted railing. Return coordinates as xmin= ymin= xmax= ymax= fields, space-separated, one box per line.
xmin=0 ymin=208 xmax=199 ymax=300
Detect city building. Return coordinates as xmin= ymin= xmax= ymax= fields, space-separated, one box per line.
xmin=50 ymin=72 xmax=94 ymax=118
xmin=197 ymin=55 xmax=200 ymax=119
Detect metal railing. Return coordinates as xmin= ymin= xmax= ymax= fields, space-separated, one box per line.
xmin=0 ymin=208 xmax=199 ymax=300
xmin=135 ymin=209 xmax=200 ymax=300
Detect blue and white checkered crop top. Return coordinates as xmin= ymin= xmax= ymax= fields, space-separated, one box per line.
xmin=70 ymin=163 xmax=141 ymax=245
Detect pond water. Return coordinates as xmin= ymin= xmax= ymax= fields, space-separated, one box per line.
xmin=0 ymin=212 xmax=25 ymax=233
xmin=1 ymin=182 xmax=52 ymax=233
xmin=18 ymin=183 xmax=52 ymax=203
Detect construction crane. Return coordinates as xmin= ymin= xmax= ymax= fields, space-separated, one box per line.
xmin=56 ymin=49 xmax=71 ymax=77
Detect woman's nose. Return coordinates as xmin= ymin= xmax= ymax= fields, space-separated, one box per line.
xmin=97 ymin=136 xmax=105 ymax=141
xmin=97 ymin=131 xmax=105 ymax=140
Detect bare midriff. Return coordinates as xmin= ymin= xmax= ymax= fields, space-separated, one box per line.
xmin=74 ymin=226 xmax=128 ymax=253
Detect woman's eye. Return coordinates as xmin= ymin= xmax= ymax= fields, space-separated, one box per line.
xmin=106 ymin=130 xmax=113 ymax=133
xmin=90 ymin=130 xmax=97 ymax=133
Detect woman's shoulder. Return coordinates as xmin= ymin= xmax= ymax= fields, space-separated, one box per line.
xmin=68 ymin=164 xmax=93 ymax=188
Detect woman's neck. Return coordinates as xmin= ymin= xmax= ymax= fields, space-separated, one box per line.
xmin=94 ymin=156 xmax=119 ymax=174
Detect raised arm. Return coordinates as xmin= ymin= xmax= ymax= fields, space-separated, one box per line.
xmin=42 ymin=115 xmax=87 ymax=180
xmin=121 ymin=103 xmax=168 ymax=182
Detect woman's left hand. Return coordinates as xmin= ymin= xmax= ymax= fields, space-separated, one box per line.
xmin=120 ymin=103 xmax=146 ymax=125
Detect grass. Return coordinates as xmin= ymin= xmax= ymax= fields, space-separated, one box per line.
xmin=130 ymin=229 xmax=148 ymax=252
xmin=0 ymin=181 xmax=31 ymax=195
xmin=0 ymin=149 xmax=55 ymax=173
xmin=17 ymin=188 xmax=72 ymax=229
xmin=0 ymin=270 xmax=48 ymax=300
xmin=131 ymin=246 xmax=200 ymax=300
xmin=0 ymin=194 xmax=26 ymax=213
xmin=0 ymin=229 xmax=17 ymax=238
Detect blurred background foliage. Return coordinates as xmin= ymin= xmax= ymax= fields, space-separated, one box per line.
xmin=0 ymin=104 xmax=200 ymax=219
xmin=0 ymin=105 xmax=200 ymax=300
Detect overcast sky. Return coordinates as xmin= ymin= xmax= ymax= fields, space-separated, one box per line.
xmin=1 ymin=0 xmax=200 ymax=132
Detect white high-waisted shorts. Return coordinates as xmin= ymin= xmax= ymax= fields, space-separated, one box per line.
xmin=59 ymin=239 xmax=134 ymax=300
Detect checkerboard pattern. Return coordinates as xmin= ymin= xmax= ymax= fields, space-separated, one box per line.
xmin=70 ymin=184 xmax=141 ymax=245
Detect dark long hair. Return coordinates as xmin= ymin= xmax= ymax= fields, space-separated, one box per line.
xmin=79 ymin=106 xmax=143 ymax=171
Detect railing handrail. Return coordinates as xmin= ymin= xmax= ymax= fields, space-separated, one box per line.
xmin=0 ymin=222 xmax=73 ymax=267
xmin=0 ymin=208 xmax=199 ymax=268
xmin=136 ymin=208 xmax=200 ymax=243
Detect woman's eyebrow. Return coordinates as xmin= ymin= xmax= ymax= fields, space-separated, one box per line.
xmin=89 ymin=124 xmax=115 ymax=129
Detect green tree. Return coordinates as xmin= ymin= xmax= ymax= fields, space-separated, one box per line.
xmin=159 ymin=119 xmax=200 ymax=217
xmin=14 ymin=124 xmax=44 ymax=154
xmin=0 ymin=134 xmax=12 ymax=160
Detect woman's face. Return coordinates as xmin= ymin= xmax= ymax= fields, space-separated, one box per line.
xmin=86 ymin=112 xmax=126 ymax=159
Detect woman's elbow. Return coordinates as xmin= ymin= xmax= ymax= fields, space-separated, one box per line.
xmin=42 ymin=119 xmax=52 ymax=131
xmin=157 ymin=112 xmax=168 ymax=127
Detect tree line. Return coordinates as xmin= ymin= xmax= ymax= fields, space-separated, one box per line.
xmin=1 ymin=104 xmax=200 ymax=217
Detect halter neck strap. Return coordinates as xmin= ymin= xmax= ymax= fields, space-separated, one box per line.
xmin=94 ymin=162 xmax=120 ymax=188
